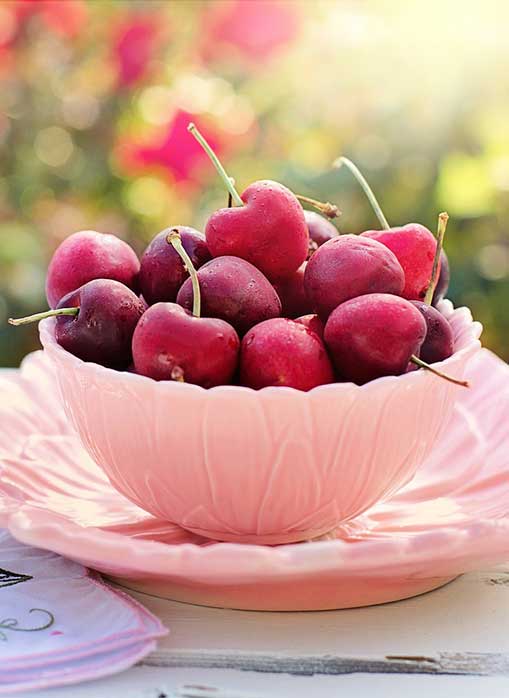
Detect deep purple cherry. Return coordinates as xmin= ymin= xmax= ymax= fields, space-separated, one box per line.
xmin=411 ymin=301 xmax=454 ymax=364
xmin=432 ymin=250 xmax=450 ymax=305
xmin=11 ymin=279 xmax=145 ymax=368
xmin=139 ymin=226 xmax=211 ymax=305
xmin=304 ymin=210 xmax=339 ymax=258
xmin=177 ymin=255 xmax=281 ymax=335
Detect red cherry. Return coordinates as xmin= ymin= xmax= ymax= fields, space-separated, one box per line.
xmin=304 ymin=235 xmax=405 ymax=321
xmin=240 ymin=318 xmax=334 ymax=391
xmin=46 ymin=230 xmax=140 ymax=309
xmin=324 ymin=294 xmax=427 ymax=384
xmin=132 ymin=302 xmax=239 ymax=386
xmin=55 ymin=280 xmax=145 ymax=368
xmin=361 ymin=224 xmax=439 ymax=301
xmin=335 ymin=157 xmax=446 ymax=302
xmin=324 ymin=293 xmax=467 ymax=387
xmin=139 ymin=226 xmax=210 ymax=305
xmin=188 ymin=123 xmax=338 ymax=282
xmin=205 ymin=179 xmax=308 ymax=282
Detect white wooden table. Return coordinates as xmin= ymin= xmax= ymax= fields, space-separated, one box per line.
xmin=23 ymin=563 xmax=509 ymax=698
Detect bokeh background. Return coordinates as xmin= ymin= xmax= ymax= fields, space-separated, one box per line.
xmin=1 ymin=0 xmax=508 ymax=366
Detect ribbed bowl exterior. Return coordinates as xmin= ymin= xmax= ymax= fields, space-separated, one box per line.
xmin=39 ymin=301 xmax=482 ymax=544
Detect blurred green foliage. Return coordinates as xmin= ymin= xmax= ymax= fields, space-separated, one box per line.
xmin=1 ymin=0 xmax=508 ymax=365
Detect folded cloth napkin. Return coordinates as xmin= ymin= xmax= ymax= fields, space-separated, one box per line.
xmin=0 ymin=531 xmax=167 ymax=693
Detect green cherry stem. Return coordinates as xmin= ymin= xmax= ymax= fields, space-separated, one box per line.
xmin=295 ymin=194 xmax=340 ymax=219
xmin=187 ymin=122 xmax=244 ymax=207
xmin=333 ymin=156 xmax=390 ymax=230
xmin=410 ymin=354 xmax=469 ymax=388
xmin=227 ymin=177 xmax=235 ymax=208
xmin=424 ymin=211 xmax=449 ymax=306
xmin=9 ymin=307 xmax=79 ymax=326
xmin=188 ymin=122 xmax=340 ymax=219
xmin=167 ymin=229 xmax=201 ymax=318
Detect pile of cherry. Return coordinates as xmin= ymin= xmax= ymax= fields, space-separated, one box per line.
xmin=10 ymin=124 xmax=467 ymax=390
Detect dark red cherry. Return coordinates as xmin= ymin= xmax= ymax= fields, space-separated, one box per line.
xmin=324 ymin=294 xmax=427 ymax=384
xmin=304 ymin=235 xmax=405 ymax=321
xmin=11 ymin=279 xmax=145 ymax=368
xmin=188 ymin=123 xmax=340 ymax=282
xmin=54 ymin=280 xmax=145 ymax=368
xmin=132 ymin=302 xmax=239 ymax=387
xmin=205 ymin=179 xmax=309 ymax=282
xmin=177 ymin=255 xmax=281 ymax=335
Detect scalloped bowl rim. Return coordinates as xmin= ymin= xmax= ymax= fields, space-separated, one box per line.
xmin=38 ymin=300 xmax=482 ymax=398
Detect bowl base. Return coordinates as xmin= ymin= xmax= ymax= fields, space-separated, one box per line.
xmin=107 ymin=573 xmax=459 ymax=611
xmin=182 ymin=520 xmax=341 ymax=544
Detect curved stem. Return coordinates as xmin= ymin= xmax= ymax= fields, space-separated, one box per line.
xmin=424 ymin=212 xmax=449 ymax=305
xmin=187 ymin=122 xmax=243 ymax=207
xmin=9 ymin=307 xmax=79 ymax=326
xmin=410 ymin=355 xmax=469 ymax=387
xmin=333 ymin=156 xmax=390 ymax=230
xmin=167 ymin=229 xmax=201 ymax=318
xmin=295 ymin=194 xmax=340 ymax=219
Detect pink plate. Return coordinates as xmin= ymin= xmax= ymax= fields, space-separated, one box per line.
xmin=1 ymin=349 xmax=509 ymax=611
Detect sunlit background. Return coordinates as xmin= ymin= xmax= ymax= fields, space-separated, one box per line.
xmin=1 ymin=0 xmax=508 ymax=365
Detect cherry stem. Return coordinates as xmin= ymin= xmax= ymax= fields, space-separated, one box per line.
xmin=8 ymin=307 xmax=79 ymax=326
xmin=227 ymin=177 xmax=235 ymax=208
xmin=333 ymin=156 xmax=390 ymax=230
xmin=410 ymin=355 xmax=469 ymax=388
xmin=295 ymin=195 xmax=340 ymax=219
xmin=424 ymin=211 xmax=449 ymax=306
xmin=187 ymin=122 xmax=244 ymax=207
xmin=167 ymin=229 xmax=201 ymax=318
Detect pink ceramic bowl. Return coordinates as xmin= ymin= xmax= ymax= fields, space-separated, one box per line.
xmin=39 ymin=301 xmax=482 ymax=545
